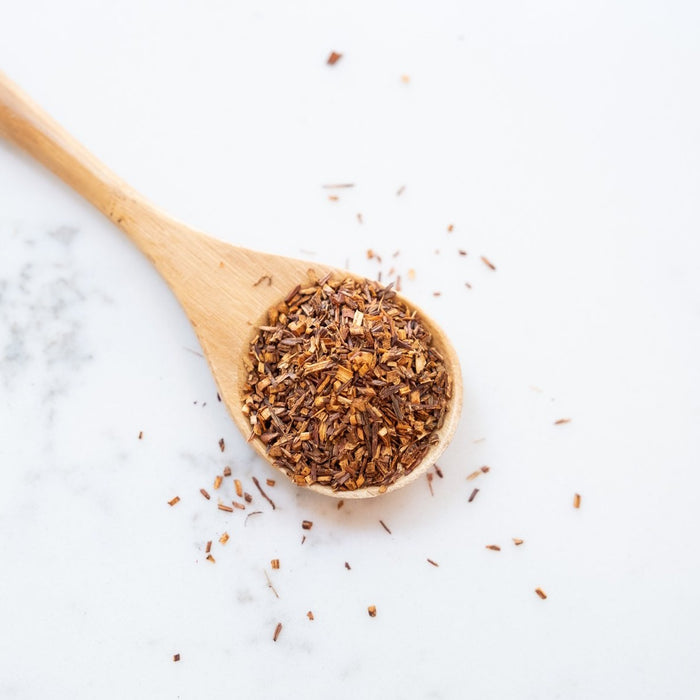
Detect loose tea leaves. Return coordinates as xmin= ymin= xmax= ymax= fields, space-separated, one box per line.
xmin=242 ymin=275 xmax=452 ymax=491
xmin=480 ymin=255 xmax=496 ymax=270
xmin=252 ymin=476 xmax=276 ymax=510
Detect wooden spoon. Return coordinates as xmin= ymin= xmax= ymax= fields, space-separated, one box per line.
xmin=0 ymin=71 xmax=463 ymax=498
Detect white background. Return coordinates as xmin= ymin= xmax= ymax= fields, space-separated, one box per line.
xmin=1 ymin=1 xmax=699 ymax=698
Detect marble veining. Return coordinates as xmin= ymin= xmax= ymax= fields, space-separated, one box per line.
xmin=1 ymin=226 xmax=93 ymax=393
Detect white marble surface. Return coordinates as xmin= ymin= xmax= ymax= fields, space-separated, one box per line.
xmin=2 ymin=2 xmax=700 ymax=698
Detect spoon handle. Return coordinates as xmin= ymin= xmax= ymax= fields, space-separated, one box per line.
xmin=0 ymin=70 xmax=176 ymax=261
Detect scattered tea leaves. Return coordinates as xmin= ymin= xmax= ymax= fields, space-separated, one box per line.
xmin=244 ymin=510 xmax=263 ymax=525
xmin=253 ymin=275 xmax=273 ymax=287
xmin=265 ymin=570 xmax=279 ymax=598
xmin=252 ymin=476 xmax=276 ymax=510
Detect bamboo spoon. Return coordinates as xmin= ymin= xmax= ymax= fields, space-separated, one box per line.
xmin=0 ymin=71 xmax=463 ymax=498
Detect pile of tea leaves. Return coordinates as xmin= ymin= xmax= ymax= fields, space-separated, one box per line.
xmin=241 ymin=275 xmax=451 ymax=492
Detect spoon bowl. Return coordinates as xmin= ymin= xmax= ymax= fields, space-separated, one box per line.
xmin=0 ymin=71 xmax=463 ymax=498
